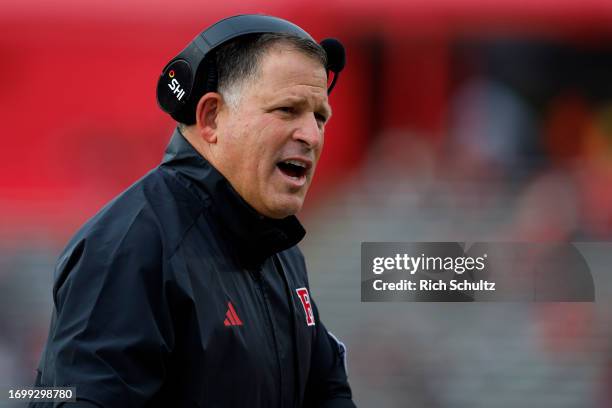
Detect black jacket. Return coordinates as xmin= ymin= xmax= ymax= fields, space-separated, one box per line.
xmin=32 ymin=129 xmax=355 ymax=408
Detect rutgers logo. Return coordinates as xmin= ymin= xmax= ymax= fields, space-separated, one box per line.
xmin=296 ymin=287 xmax=315 ymax=326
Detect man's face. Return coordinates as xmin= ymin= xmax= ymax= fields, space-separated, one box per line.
xmin=213 ymin=44 xmax=331 ymax=219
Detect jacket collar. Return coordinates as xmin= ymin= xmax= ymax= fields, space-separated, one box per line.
xmin=160 ymin=127 xmax=306 ymax=266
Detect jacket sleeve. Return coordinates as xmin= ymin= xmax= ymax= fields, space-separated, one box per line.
xmin=32 ymin=214 xmax=173 ymax=408
xmin=303 ymin=301 xmax=356 ymax=408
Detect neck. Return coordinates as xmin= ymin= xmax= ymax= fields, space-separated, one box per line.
xmin=179 ymin=125 xmax=217 ymax=166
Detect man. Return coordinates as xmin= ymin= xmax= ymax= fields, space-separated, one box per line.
xmin=32 ymin=15 xmax=355 ymax=408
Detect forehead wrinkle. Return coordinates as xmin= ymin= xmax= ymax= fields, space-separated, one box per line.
xmin=262 ymin=74 xmax=327 ymax=95
xmin=264 ymin=84 xmax=332 ymax=117
xmin=258 ymin=49 xmax=327 ymax=86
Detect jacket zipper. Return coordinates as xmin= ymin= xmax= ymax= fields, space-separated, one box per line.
xmin=273 ymin=254 xmax=301 ymax=408
xmin=250 ymin=267 xmax=284 ymax=407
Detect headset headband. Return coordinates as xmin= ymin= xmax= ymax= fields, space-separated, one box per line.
xmin=156 ymin=14 xmax=345 ymax=124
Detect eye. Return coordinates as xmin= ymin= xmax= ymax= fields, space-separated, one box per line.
xmin=276 ymin=106 xmax=295 ymax=114
xmin=314 ymin=112 xmax=328 ymax=127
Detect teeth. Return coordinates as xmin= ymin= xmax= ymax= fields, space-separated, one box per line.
xmin=283 ymin=160 xmax=306 ymax=168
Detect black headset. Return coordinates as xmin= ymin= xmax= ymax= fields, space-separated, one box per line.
xmin=156 ymin=14 xmax=346 ymax=124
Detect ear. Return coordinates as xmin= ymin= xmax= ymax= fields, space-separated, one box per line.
xmin=194 ymin=92 xmax=223 ymax=143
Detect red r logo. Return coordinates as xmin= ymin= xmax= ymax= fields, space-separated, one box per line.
xmin=296 ymin=287 xmax=315 ymax=326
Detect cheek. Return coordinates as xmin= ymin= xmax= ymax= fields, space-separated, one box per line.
xmin=252 ymin=119 xmax=283 ymax=167
xmin=317 ymin=133 xmax=325 ymax=156
xmin=220 ymin=138 xmax=244 ymax=171
xmin=226 ymin=115 xmax=286 ymax=184
xmin=310 ymin=134 xmax=324 ymax=168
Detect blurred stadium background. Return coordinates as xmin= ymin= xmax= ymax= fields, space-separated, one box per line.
xmin=2 ymin=1 xmax=612 ymax=406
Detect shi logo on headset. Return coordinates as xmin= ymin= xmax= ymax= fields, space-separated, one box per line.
xmin=167 ymin=70 xmax=186 ymax=101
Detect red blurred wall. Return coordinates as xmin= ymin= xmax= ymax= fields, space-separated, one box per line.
xmin=1 ymin=0 xmax=611 ymax=237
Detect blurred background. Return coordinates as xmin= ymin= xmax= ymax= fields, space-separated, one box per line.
xmin=2 ymin=0 xmax=612 ymax=406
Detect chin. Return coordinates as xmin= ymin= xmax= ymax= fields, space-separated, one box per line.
xmin=264 ymin=196 xmax=304 ymax=219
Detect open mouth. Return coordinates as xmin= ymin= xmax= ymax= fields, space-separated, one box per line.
xmin=277 ymin=159 xmax=309 ymax=179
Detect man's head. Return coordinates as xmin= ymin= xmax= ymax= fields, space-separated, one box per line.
xmin=181 ymin=34 xmax=332 ymax=219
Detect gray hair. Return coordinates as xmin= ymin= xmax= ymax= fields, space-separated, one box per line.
xmin=215 ymin=32 xmax=327 ymax=109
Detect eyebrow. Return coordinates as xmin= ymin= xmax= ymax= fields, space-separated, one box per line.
xmin=275 ymin=96 xmax=332 ymax=119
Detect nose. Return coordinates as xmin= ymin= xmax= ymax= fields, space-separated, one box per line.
xmin=293 ymin=113 xmax=323 ymax=150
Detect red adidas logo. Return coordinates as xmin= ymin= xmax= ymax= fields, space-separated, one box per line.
xmin=223 ymin=301 xmax=243 ymax=327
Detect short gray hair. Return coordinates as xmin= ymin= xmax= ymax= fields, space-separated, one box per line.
xmin=216 ymin=33 xmax=326 ymax=108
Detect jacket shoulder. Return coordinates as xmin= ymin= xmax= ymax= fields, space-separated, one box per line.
xmin=62 ymin=167 xmax=204 ymax=262
xmin=53 ymin=168 xmax=206 ymax=302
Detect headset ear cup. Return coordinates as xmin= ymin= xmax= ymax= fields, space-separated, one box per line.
xmin=157 ymin=59 xmax=193 ymax=117
xmin=173 ymin=57 xmax=217 ymax=125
